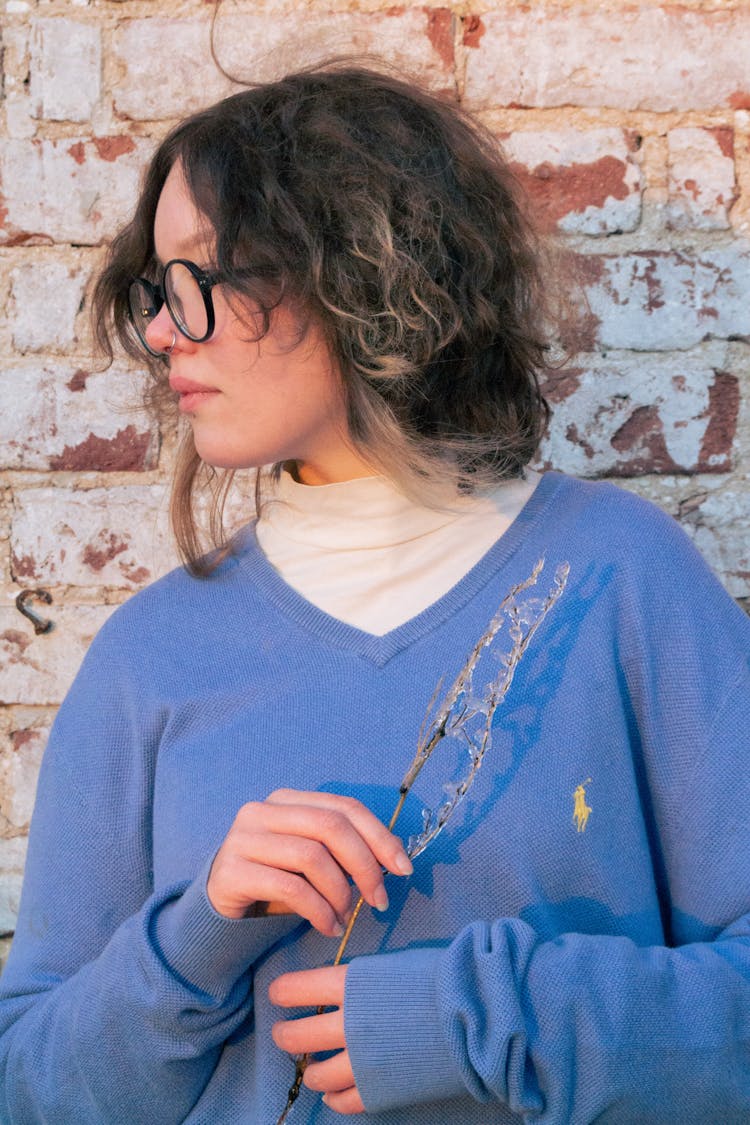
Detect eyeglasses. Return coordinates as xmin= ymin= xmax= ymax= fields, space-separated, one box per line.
xmin=127 ymin=259 xmax=219 ymax=356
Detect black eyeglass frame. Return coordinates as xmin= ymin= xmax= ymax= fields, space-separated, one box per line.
xmin=127 ymin=258 xmax=219 ymax=357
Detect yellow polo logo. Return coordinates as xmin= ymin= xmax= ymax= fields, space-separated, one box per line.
xmin=573 ymin=778 xmax=592 ymax=832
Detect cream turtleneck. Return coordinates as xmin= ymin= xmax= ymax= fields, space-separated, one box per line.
xmin=255 ymin=469 xmax=540 ymax=635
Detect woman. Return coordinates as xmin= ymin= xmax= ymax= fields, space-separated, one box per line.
xmin=1 ymin=63 xmax=749 ymax=1124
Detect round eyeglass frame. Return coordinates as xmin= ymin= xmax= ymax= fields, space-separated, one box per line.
xmin=127 ymin=258 xmax=219 ymax=357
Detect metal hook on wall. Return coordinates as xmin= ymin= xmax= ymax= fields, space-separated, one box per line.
xmin=15 ymin=588 xmax=54 ymax=635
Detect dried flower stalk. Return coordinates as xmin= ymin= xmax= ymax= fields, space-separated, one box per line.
xmin=275 ymin=558 xmax=570 ymax=1123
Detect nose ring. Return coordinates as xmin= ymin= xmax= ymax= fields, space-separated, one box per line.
xmin=165 ymin=331 xmax=177 ymax=355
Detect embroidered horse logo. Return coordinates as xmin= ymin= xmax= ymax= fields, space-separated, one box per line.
xmin=573 ymin=778 xmax=592 ymax=833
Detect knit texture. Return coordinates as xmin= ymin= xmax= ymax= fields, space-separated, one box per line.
xmin=1 ymin=472 xmax=749 ymax=1124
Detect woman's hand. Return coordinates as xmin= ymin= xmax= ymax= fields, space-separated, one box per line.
xmin=206 ymin=789 xmax=412 ymax=937
xmin=270 ymin=965 xmax=363 ymax=1115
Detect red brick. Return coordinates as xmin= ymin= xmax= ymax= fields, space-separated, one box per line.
xmin=0 ymin=727 xmax=47 ymax=829
xmin=501 ymin=128 xmax=641 ymax=235
xmin=567 ymin=248 xmax=750 ymax=351
xmin=9 ymin=255 xmax=91 ymax=351
xmin=29 ymin=18 xmax=101 ymax=122
xmin=667 ymin=127 xmax=737 ymax=231
xmin=538 ymin=346 xmax=737 ymax=477
xmin=464 ymin=8 xmax=750 ymax=112
xmin=1 ymin=605 xmax=114 ymax=706
xmin=113 ymin=10 xmax=454 ymax=121
xmin=0 ymin=136 xmax=155 ymax=246
xmin=10 ymin=486 xmax=176 ymax=589
xmin=0 ymin=363 xmax=159 ymax=472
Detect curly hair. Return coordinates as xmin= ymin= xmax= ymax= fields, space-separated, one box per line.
xmin=92 ymin=61 xmax=552 ymax=574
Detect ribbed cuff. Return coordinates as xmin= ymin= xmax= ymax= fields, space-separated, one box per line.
xmin=344 ymin=946 xmax=465 ymax=1112
xmin=151 ymin=859 xmax=300 ymax=1000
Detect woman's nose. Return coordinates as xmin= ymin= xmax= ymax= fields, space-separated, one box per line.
xmin=144 ymin=305 xmax=178 ymax=354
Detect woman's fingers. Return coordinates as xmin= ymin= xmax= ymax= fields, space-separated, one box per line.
xmin=271 ymin=967 xmax=363 ymax=1112
xmin=321 ymin=1083 xmax=365 ymax=1115
xmin=218 ymin=831 xmax=354 ymax=923
xmin=266 ymin=790 xmax=413 ymax=879
xmin=305 ymin=1050 xmax=358 ymax=1095
xmin=270 ymin=964 xmax=347 ymax=1009
xmin=208 ymin=854 xmax=347 ymax=936
xmin=252 ymin=802 xmax=387 ymax=912
xmin=271 ymin=1007 xmax=344 ymax=1054
xmin=207 ymin=790 xmax=413 ymax=929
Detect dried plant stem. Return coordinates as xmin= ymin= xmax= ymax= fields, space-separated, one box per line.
xmin=274 ymin=559 xmax=569 ymax=1124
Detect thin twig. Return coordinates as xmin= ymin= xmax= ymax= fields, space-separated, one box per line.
xmin=274 ymin=559 xmax=569 ymax=1123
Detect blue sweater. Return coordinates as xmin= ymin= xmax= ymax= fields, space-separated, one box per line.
xmin=1 ymin=472 xmax=749 ymax=1124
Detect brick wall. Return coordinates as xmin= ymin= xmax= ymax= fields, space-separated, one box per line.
xmin=1 ymin=0 xmax=749 ymax=961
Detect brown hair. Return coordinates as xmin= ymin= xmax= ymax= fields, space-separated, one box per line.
xmin=92 ymin=61 xmax=552 ymax=575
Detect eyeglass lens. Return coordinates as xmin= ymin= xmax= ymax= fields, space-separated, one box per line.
xmin=128 ymin=262 xmax=209 ymax=351
xmin=164 ymin=262 xmax=209 ymax=340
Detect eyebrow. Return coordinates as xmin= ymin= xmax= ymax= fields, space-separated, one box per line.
xmin=154 ymin=233 xmax=213 ymax=266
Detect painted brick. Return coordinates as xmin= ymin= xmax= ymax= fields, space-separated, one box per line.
xmin=570 ymin=249 xmax=750 ymax=352
xmin=113 ymin=9 xmax=454 ymax=121
xmin=0 ymin=363 xmax=159 ymax=472
xmin=679 ymin=489 xmax=750 ymax=599
xmin=216 ymin=8 xmax=455 ymax=88
xmin=1 ymin=604 xmax=115 ymax=706
xmin=0 ymin=726 xmax=47 ymax=830
xmin=0 ymin=837 xmax=27 ymax=935
xmin=30 ymin=18 xmax=102 ymax=122
xmin=0 ymin=136 xmax=155 ymax=246
xmin=10 ymin=485 xmax=177 ymax=589
xmin=463 ymin=8 xmax=750 ymax=112
xmin=0 ymin=937 xmax=13 ymax=974
xmin=111 ymin=18 xmax=236 ymax=120
xmin=667 ymin=127 xmax=737 ymax=231
xmin=539 ymin=346 xmax=738 ymax=477
xmin=501 ymin=128 xmax=641 ymax=235
xmin=9 ymin=256 xmax=91 ymax=352
xmin=2 ymin=24 xmax=36 ymax=141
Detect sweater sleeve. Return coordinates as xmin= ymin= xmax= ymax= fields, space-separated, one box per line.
xmin=344 ymin=514 xmax=750 ymax=1123
xmin=0 ymin=616 xmax=297 ymax=1124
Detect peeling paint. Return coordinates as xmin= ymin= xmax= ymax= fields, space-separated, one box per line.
xmin=509 ymin=155 xmax=632 ymax=231
xmin=10 ymin=731 xmax=38 ymax=752
xmin=66 ymin=369 xmax=90 ymax=393
xmin=92 ymin=136 xmax=136 ymax=162
xmin=67 ymin=142 xmax=86 ymax=166
xmin=540 ymin=368 xmax=583 ymax=404
xmin=565 ymin=422 xmax=596 ymax=460
xmin=82 ymin=534 xmax=129 ymax=572
xmin=463 ymin=14 xmax=486 ymax=48
xmin=10 ymin=554 xmax=38 ymax=580
xmin=120 ymin=562 xmax=150 ymax=584
xmin=609 ymin=405 xmax=678 ymax=475
xmin=640 ymin=257 xmax=665 ymax=312
xmin=708 ymin=126 xmax=734 ymax=161
xmin=697 ymin=371 xmax=738 ymax=470
xmin=50 ymin=426 xmax=154 ymax=472
xmin=1 ymin=630 xmax=33 ymax=658
xmin=425 ymin=8 xmax=453 ymax=69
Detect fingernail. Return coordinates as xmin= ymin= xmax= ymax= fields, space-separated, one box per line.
xmin=332 ymin=921 xmax=345 ymax=937
xmin=394 ymin=852 xmax=413 ymax=876
xmin=373 ymin=886 xmax=389 ymax=912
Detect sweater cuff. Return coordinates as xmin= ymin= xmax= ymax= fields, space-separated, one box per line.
xmin=345 ymin=946 xmax=466 ymax=1112
xmin=151 ymin=859 xmax=300 ymax=999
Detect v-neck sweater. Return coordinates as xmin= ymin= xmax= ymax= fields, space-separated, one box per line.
xmin=255 ymin=469 xmax=540 ymax=635
xmin=2 ymin=471 xmax=750 ymax=1124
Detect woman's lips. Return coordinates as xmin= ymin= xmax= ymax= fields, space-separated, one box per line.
xmin=169 ymin=375 xmax=220 ymax=412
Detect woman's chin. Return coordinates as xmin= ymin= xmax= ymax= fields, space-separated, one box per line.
xmin=192 ymin=439 xmax=272 ymax=472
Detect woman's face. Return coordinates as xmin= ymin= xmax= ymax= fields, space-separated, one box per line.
xmin=146 ymin=162 xmax=373 ymax=484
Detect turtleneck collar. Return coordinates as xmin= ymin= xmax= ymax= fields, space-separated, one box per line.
xmin=258 ymin=469 xmax=539 ymax=552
